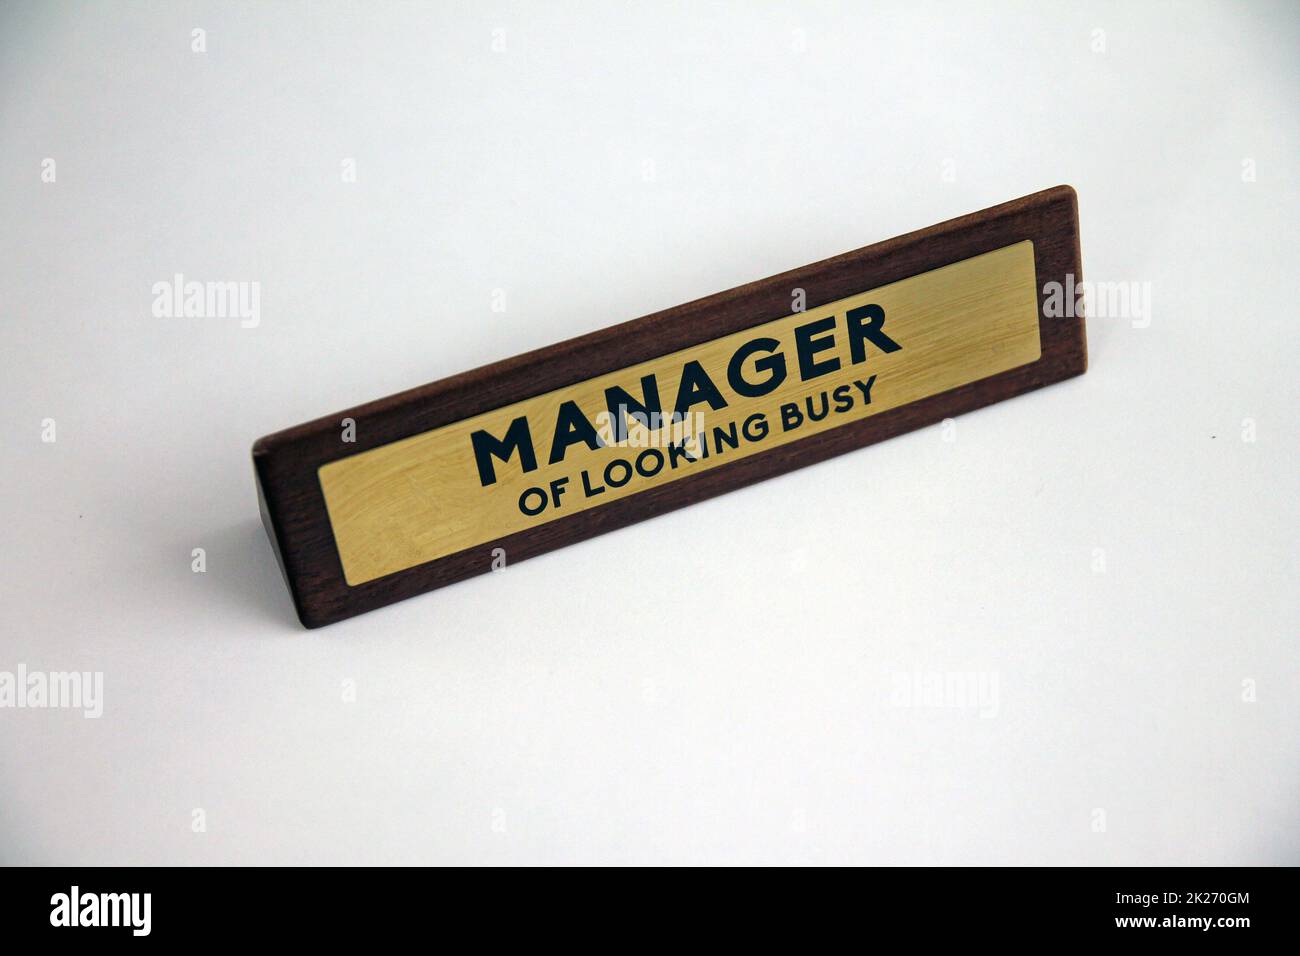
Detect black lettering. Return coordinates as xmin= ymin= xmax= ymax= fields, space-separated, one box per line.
xmin=549 ymin=400 xmax=604 ymax=465
xmin=604 ymin=458 xmax=633 ymax=488
xmin=518 ymin=487 xmax=548 ymax=516
xmin=712 ymin=420 xmax=740 ymax=453
xmin=846 ymin=304 xmax=901 ymax=364
xmin=605 ymin=374 xmax=661 ymax=442
xmin=794 ymin=316 xmax=841 ymax=380
xmin=635 ymin=448 xmax=665 ymax=478
xmin=667 ymin=438 xmax=698 ymax=468
xmin=673 ymin=361 xmax=729 ymax=419
xmin=805 ymin=391 xmax=830 ymax=422
xmin=727 ymin=337 xmax=787 ymax=397
xmin=472 ymin=416 xmax=536 ymax=487
xmin=741 ymin=412 xmax=769 ymax=443
xmin=582 ymin=469 xmax=605 ymax=497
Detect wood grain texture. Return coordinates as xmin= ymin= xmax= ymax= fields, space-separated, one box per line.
xmin=253 ymin=185 xmax=1086 ymax=628
xmin=319 ymin=241 xmax=1041 ymax=584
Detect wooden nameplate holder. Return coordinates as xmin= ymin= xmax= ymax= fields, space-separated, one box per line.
xmin=254 ymin=186 xmax=1086 ymax=627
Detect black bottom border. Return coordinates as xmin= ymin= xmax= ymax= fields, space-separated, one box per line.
xmin=1 ymin=865 xmax=1294 ymax=944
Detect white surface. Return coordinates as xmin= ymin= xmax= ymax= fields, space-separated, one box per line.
xmin=1 ymin=1 xmax=1296 ymax=866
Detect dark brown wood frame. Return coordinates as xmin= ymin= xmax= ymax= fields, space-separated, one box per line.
xmin=253 ymin=185 xmax=1085 ymax=627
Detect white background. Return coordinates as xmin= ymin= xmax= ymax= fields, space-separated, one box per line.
xmin=1 ymin=1 xmax=1296 ymax=865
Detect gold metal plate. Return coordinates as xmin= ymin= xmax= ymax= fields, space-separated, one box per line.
xmin=319 ymin=240 xmax=1040 ymax=585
